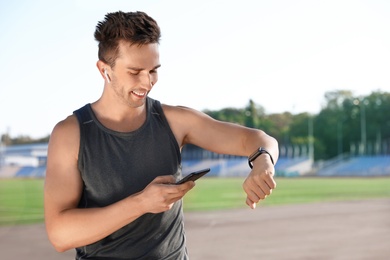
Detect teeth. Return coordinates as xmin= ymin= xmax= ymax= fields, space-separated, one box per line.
xmin=132 ymin=91 xmax=146 ymax=96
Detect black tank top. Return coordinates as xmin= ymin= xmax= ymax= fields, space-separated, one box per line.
xmin=73 ymin=97 xmax=188 ymax=259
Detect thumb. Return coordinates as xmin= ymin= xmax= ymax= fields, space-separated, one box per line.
xmin=153 ymin=175 xmax=176 ymax=184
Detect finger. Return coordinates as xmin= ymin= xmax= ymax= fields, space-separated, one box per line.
xmin=258 ymin=180 xmax=273 ymax=197
xmin=172 ymin=180 xmax=196 ymax=191
xmin=154 ymin=175 xmax=176 ymax=184
xmin=248 ymin=177 xmax=270 ymax=200
xmin=246 ymin=197 xmax=256 ymax=209
xmin=165 ymin=181 xmax=195 ymax=196
xmin=264 ymin=174 xmax=277 ymax=189
xmin=166 ymin=187 xmax=193 ymax=203
xmin=243 ymin=180 xmax=263 ymax=203
xmin=176 ymin=180 xmax=196 ymax=190
xmin=246 ymin=188 xmax=262 ymax=204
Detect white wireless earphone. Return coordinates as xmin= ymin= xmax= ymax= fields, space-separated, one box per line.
xmin=104 ymin=69 xmax=111 ymax=83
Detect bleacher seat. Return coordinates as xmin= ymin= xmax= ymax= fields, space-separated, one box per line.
xmin=317 ymin=156 xmax=390 ymax=176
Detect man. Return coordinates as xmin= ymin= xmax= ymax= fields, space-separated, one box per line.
xmin=44 ymin=11 xmax=278 ymax=259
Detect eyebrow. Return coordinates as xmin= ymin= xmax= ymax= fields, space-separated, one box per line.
xmin=127 ymin=64 xmax=161 ymax=71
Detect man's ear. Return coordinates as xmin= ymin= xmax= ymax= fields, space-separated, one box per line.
xmin=97 ymin=60 xmax=111 ymax=83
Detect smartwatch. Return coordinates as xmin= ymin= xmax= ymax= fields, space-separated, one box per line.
xmin=248 ymin=147 xmax=274 ymax=169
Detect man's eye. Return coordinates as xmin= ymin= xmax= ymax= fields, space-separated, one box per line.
xmin=150 ymin=70 xmax=158 ymax=74
xmin=129 ymin=71 xmax=139 ymax=76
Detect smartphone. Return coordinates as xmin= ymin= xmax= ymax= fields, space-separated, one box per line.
xmin=176 ymin=168 xmax=210 ymax=185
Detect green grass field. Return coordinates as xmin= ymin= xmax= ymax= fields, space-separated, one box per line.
xmin=0 ymin=177 xmax=389 ymax=226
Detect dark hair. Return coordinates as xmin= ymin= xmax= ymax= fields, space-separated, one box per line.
xmin=94 ymin=11 xmax=161 ymax=67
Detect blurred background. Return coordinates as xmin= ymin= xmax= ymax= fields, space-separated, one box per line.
xmin=0 ymin=0 xmax=390 ymax=255
xmin=0 ymin=0 xmax=389 ymax=138
xmin=1 ymin=0 xmax=389 ymax=177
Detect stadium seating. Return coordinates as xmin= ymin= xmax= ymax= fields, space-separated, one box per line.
xmin=15 ymin=166 xmax=46 ymax=178
xmin=317 ymin=156 xmax=390 ymax=176
xmin=1 ymin=143 xmax=389 ymax=178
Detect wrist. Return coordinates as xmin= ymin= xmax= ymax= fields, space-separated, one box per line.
xmin=248 ymin=147 xmax=274 ymax=169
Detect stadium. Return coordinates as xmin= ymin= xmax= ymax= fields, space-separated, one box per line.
xmin=0 ymin=143 xmax=389 ymax=259
xmin=1 ymin=142 xmax=389 ymax=178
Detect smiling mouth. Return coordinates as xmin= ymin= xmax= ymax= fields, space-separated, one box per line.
xmin=131 ymin=90 xmax=147 ymax=98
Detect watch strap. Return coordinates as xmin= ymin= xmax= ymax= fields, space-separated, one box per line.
xmin=248 ymin=147 xmax=275 ymax=169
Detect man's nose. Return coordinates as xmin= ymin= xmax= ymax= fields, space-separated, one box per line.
xmin=143 ymin=73 xmax=154 ymax=88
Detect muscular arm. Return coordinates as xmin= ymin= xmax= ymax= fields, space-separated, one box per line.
xmin=163 ymin=105 xmax=278 ymax=161
xmin=163 ymin=105 xmax=279 ymax=209
xmin=44 ymin=115 xmax=194 ymax=252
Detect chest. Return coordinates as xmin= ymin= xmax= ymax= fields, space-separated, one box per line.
xmin=78 ymin=115 xmax=181 ymax=207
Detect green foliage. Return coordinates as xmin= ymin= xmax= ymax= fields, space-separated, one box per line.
xmin=1 ymin=133 xmax=50 ymax=146
xmin=203 ymin=99 xmax=269 ymax=130
xmin=315 ymin=90 xmax=390 ymax=159
xmin=203 ymin=90 xmax=390 ymax=160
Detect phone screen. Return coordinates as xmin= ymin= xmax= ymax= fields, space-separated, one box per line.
xmin=176 ymin=168 xmax=210 ymax=185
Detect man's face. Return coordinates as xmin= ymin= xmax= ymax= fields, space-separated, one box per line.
xmin=109 ymin=41 xmax=160 ymax=108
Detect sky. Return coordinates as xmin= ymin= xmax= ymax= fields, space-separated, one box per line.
xmin=0 ymin=0 xmax=389 ymax=139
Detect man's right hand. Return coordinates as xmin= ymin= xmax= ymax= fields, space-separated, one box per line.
xmin=136 ymin=175 xmax=195 ymax=214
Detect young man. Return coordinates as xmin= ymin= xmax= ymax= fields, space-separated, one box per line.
xmin=44 ymin=11 xmax=278 ymax=259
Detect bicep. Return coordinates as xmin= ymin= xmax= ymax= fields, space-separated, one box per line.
xmin=173 ymin=107 xmax=254 ymax=156
xmin=44 ymin=117 xmax=83 ymax=221
xmin=164 ymin=105 xmax=268 ymax=156
xmin=185 ymin=114 xmax=254 ymax=156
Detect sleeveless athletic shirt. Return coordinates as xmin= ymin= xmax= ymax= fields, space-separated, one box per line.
xmin=73 ymin=97 xmax=188 ymax=260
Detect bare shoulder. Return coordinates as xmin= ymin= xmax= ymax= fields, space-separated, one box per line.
xmin=161 ymin=104 xmax=211 ymax=123
xmin=48 ymin=114 xmax=80 ymax=160
xmin=161 ymin=103 xmax=192 ymax=114
xmin=50 ymin=114 xmax=79 ymax=140
xmin=52 ymin=114 xmax=79 ymax=133
xmin=161 ymin=104 xmax=221 ymax=148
